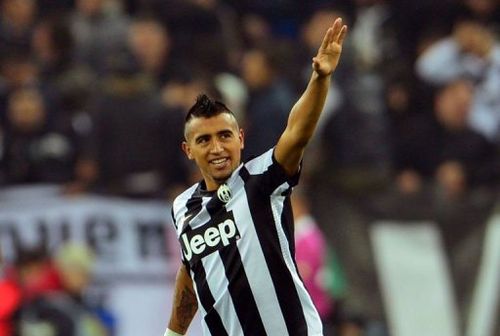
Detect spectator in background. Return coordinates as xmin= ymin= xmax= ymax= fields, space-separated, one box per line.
xmin=0 ymin=250 xmax=22 ymax=336
xmin=127 ymin=15 xmax=174 ymax=88
xmin=416 ymin=18 xmax=500 ymax=144
xmin=459 ymin=0 xmax=500 ymax=29
xmin=31 ymin=15 xmax=96 ymax=137
xmin=12 ymin=246 xmax=61 ymax=305
xmin=394 ymin=79 xmax=498 ymax=198
xmin=190 ymin=0 xmax=243 ymax=71
xmin=2 ymin=87 xmax=79 ymax=185
xmin=70 ymin=0 xmax=129 ymax=73
xmin=4 ymin=246 xmax=60 ymax=336
xmin=148 ymin=0 xmax=231 ymax=74
xmin=226 ymin=0 xmax=301 ymax=40
xmin=73 ymin=51 xmax=188 ymax=198
xmin=0 ymin=50 xmax=39 ymax=123
xmin=240 ymin=13 xmax=272 ymax=48
xmin=241 ymin=45 xmax=294 ymax=159
xmin=0 ymin=0 xmax=37 ymax=52
xmin=17 ymin=244 xmax=110 ymax=336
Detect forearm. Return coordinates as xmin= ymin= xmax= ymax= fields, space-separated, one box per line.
xmin=168 ymin=265 xmax=198 ymax=334
xmin=287 ymin=71 xmax=331 ymax=146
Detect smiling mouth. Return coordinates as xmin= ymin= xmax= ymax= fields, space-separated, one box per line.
xmin=210 ymin=157 xmax=229 ymax=168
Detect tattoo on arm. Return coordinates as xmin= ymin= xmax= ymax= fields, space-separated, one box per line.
xmin=175 ymin=286 xmax=198 ymax=330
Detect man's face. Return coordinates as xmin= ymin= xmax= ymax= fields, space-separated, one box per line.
xmin=183 ymin=113 xmax=244 ymax=191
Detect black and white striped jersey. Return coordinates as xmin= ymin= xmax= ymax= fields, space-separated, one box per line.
xmin=171 ymin=148 xmax=323 ymax=336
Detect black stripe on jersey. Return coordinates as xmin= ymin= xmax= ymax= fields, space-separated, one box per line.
xmin=205 ymin=197 xmax=267 ymax=336
xmin=183 ymin=190 xmax=229 ymax=336
xmin=192 ymin=264 xmax=229 ymax=336
xmin=183 ymin=192 xmax=204 ymax=229
xmin=240 ymin=166 xmax=308 ymax=336
xmin=280 ymin=196 xmax=296 ymax=258
xmin=180 ymin=192 xmax=204 ymax=271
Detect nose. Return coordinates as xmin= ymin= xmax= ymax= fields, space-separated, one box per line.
xmin=209 ymin=139 xmax=223 ymax=154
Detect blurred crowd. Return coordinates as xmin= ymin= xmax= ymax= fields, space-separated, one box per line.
xmin=0 ymin=244 xmax=113 ymax=336
xmin=1 ymin=0 xmax=500 ymax=335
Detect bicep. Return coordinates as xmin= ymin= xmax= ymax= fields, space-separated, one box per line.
xmin=274 ymin=128 xmax=305 ymax=177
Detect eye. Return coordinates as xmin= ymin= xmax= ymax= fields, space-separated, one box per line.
xmin=220 ymin=132 xmax=233 ymax=140
xmin=196 ymin=136 xmax=209 ymax=145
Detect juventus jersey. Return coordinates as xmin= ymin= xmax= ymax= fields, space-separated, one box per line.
xmin=171 ymin=148 xmax=323 ymax=336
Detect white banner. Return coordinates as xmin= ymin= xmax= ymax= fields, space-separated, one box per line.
xmin=371 ymin=221 xmax=460 ymax=336
xmin=0 ymin=185 xmax=203 ymax=336
xmin=0 ymin=185 xmax=175 ymax=278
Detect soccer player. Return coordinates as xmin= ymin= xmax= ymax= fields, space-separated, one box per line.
xmin=165 ymin=17 xmax=347 ymax=336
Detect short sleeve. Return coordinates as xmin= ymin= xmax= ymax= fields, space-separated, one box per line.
xmin=241 ymin=147 xmax=301 ymax=195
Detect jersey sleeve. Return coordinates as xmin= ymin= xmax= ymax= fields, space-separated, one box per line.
xmin=242 ymin=147 xmax=301 ymax=195
xmin=171 ymin=199 xmax=191 ymax=272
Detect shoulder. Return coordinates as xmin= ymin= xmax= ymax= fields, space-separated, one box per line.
xmin=172 ymin=183 xmax=199 ymax=214
xmin=173 ymin=182 xmax=199 ymax=202
xmin=243 ymin=148 xmax=275 ymax=175
xmin=171 ymin=183 xmax=200 ymax=229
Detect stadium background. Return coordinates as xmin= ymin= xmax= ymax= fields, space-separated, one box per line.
xmin=0 ymin=0 xmax=499 ymax=335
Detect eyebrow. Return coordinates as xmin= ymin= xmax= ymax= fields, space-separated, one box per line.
xmin=193 ymin=129 xmax=234 ymax=143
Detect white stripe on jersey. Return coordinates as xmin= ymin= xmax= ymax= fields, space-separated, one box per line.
xmin=270 ymin=182 xmax=323 ymax=336
xmin=201 ymin=253 xmax=243 ymax=335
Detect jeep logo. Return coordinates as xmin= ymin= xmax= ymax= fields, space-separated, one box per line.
xmin=180 ymin=212 xmax=240 ymax=263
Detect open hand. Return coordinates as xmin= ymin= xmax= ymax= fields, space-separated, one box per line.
xmin=312 ymin=17 xmax=347 ymax=77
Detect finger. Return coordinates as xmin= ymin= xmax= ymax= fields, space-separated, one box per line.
xmin=330 ymin=18 xmax=343 ymax=43
xmin=312 ymin=58 xmax=320 ymax=71
xmin=321 ymin=27 xmax=334 ymax=49
xmin=337 ymin=25 xmax=348 ymax=45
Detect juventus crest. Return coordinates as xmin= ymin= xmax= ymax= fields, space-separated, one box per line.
xmin=217 ymin=183 xmax=232 ymax=203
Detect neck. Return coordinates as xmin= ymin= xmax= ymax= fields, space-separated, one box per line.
xmin=205 ymin=181 xmax=219 ymax=191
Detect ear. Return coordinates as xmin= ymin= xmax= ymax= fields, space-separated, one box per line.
xmin=182 ymin=141 xmax=194 ymax=160
xmin=239 ymin=128 xmax=245 ymax=150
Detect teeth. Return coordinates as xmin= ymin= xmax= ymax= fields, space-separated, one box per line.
xmin=211 ymin=158 xmax=227 ymax=164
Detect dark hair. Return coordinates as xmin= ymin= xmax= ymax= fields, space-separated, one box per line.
xmin=14 ymin=245 xmax=49 ymax=268
xmin=185 ymin=94 xmax=234 ymax=123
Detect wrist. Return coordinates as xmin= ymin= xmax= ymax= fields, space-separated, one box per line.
xmin=164 ymin=328 xmax=185 ymax=336
xmin=312 ymin=70 xmax=332 ymax=82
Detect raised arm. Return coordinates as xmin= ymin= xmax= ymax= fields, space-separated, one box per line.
xmin=275 ymin=17 xmax=347 ymax=176
xmin=165 ymin=264 xmax=198 ymax=336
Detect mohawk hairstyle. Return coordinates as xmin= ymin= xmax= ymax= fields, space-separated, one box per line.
xmin=185 ymin=94 xmax=234 ymax=122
